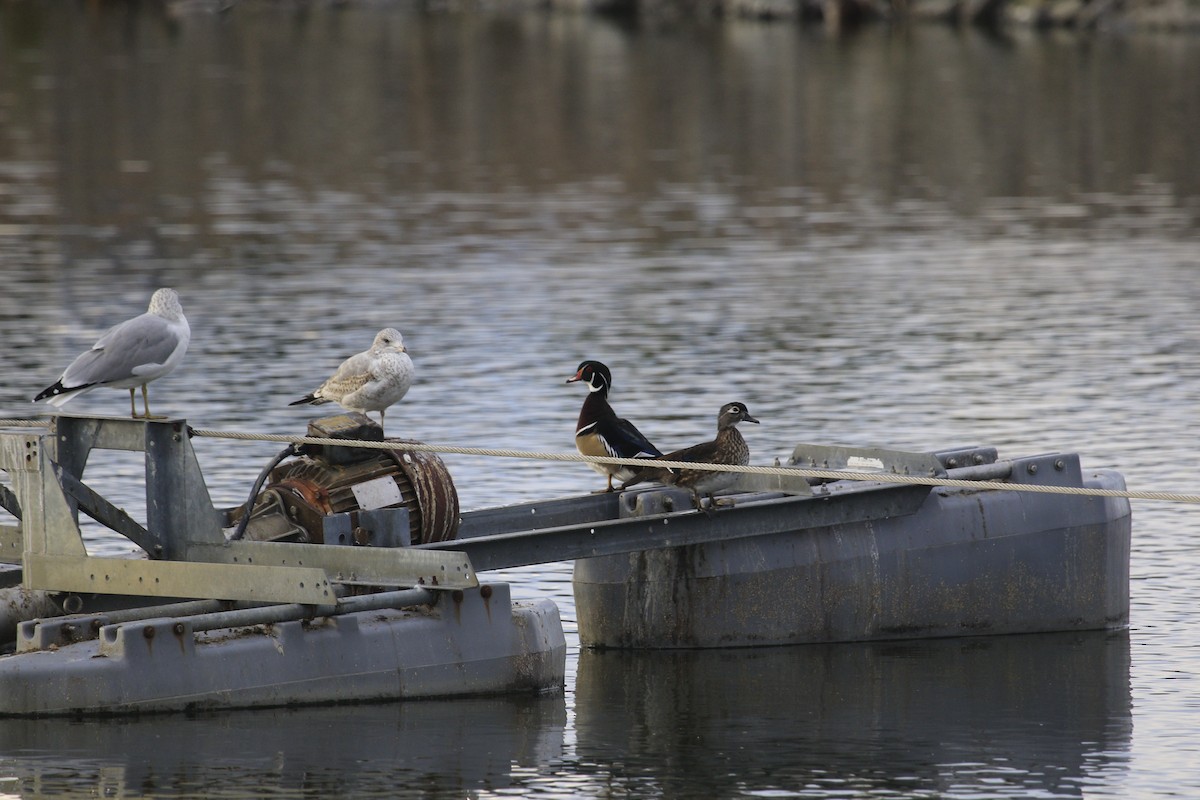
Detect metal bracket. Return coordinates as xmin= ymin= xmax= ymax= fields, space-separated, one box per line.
xmin=322 ymin=508 xmax=412 ymax=547
xmin=788 ymin=443 xmax=949 ymax=478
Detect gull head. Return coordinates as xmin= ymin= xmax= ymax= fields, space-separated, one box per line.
xmin=371 ymin=328 xmax=407 ymax=354
xmin=148 ymin=288 xmax=186 ymax=322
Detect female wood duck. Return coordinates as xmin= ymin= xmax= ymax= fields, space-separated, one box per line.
xmin=625 ymin=401 xmax=759 ymax=512
xmin=567 ymin=360 xmax=662 ymax=492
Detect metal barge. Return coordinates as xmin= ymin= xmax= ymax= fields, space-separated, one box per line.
xmin=0 ymin=414 xmax=1131 ymax=715
xmin=571 ymin=445 xmax=1131 ymax=647
xmin=415 ymin=443 xmax=1129 ymax=648
xmin=0 ymin=414 xmax=565 ymax=717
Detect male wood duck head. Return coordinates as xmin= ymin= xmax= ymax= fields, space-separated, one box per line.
xmin=566 ymin=360 xmax=612 ymax=396
xmin=624 ymin=401 xmax=760 ymax=513
xmin=567 ymin=360 xmax=662 ymax=492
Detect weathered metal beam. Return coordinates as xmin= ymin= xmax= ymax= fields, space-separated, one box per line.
xmin=53 ymin=464 xmax=155 ymax=554
xmin=455 ymin=474 xmax=812 ymax=541
xmin=24 ymin=553 xmax=337 ymax=605
xmin=0 ymin=483 xmax=20 ymax=520
xmin=187 ymin=539 xmax=478 ymax=590
xmin=50 ymin=416 xmax=144 ymax=477
xmin=144 ymin=420 xmax=225 ymax=555
xmin=418 ymin=482 xmax=932 ymax=571
xmin=457 ymin=493 xmax=620 ymax=539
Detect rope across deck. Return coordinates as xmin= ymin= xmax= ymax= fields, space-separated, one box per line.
xmin=187 ymin=427 xmax=1200 ymax=505
xmin=2 ymin=418 xmax=1197 ymax=505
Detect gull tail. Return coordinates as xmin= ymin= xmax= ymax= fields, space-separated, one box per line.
xmin=289 ymin=394 xmax=328 ymax=407
xmin=34 ymin=381 xmax=92 ymax=408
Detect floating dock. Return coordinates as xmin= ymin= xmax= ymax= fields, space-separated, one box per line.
xmin=0 ymin=415 xmax=1131 ymax=715
xmin=0 ymin=414 xmax=565 ymax=717
xmin=418 ymin=444 xmax=1130 ymax=648
xmin=576 ymin=446 xmax=1131 ymax=647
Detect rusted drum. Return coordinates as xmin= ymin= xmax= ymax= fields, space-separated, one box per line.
xmin=244 ymin=433 xmax=460 ymax=546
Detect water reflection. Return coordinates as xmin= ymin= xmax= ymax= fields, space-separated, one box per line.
xmin=575 ymin=631 xmax=1132 ymax=797
xmin=0 ymin=632 xmax=1132 ymax=798
xmin=0 ymin=694 xmax=566 ymax=800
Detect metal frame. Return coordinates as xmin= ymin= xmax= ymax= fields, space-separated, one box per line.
xmin=0 ymin=415 xmax=476 ymax=605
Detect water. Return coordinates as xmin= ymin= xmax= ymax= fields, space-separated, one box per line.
xmin=0 ymin=3 xmax=1198 ymax=797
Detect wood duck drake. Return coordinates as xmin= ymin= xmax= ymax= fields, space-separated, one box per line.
xmin=624 ymin=401 xmax=759 ymax=512
xmin=567 ymin=360 xmax=662 ymax=493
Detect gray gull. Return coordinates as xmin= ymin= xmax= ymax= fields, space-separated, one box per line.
xmin=34 ymin=288 xmax=190 ymax=419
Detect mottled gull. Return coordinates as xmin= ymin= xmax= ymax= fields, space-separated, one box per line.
xmin=34 ymin=288 xmax=191 ymax=419
xmin=289 ymin=327 xmax=414 ymax=432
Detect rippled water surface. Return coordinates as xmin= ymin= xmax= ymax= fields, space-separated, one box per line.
xmin=1 ymin=3 xmax=1199 ymax=798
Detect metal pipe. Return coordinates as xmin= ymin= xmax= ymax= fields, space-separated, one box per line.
xmin=944 ymin=461 xmax=1015 ymax=482
xmin=39 ymin=587 xmax=332 ymax=630
xmin=98 ymin=598 xmax=237 ymax=625
xmin=336 ymin=587 xmax=437 ymax=614
xmin=153 ymin=586 xmax=438 ymax=634
xmin=1 ymin=589 xmax=63 ymax=644
xmin=34 ymin=595 xmax=290 ymax=629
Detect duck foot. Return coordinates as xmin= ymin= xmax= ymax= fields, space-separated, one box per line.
xmin=690 ymin=495 xmax=718 ymax=517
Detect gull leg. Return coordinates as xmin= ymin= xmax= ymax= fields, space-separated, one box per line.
xmin=128 ymin=388 xmax=138 ymax=418
xmin=141 ymin=384 xmax=160 ymax=420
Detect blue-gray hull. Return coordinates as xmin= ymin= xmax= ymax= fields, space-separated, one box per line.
xmin=0 ymin=584 xmax=565 ymax=717
xmin=573 ymin=463 xmax=1130 ymax=648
